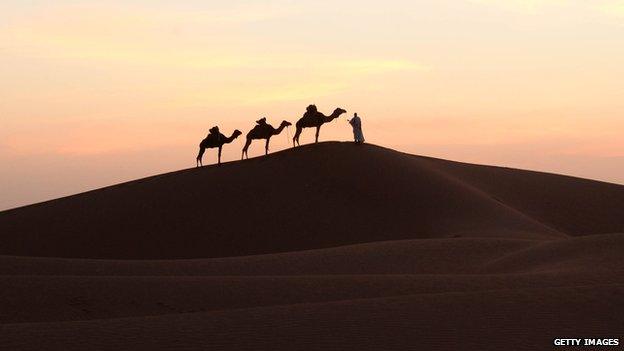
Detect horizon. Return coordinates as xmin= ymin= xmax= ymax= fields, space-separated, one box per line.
xmin=2 ymin=0 xmax=624 ymax=210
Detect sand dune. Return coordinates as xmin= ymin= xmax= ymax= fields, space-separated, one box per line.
xmin=1 ymin=263 xmax=622 ymax=324
xmin=1 ymin=234 xmax=622 ymax=277
xmin=2 ymin=285 xmax=623 ymax=350
xmin=0 ymin=142 xmax=577 ymax=259
xmin=1 ymin=142 xmax=623 ymax=350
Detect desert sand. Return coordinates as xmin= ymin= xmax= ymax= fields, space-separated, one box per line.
xmin=1 ymin=142 xmax=623 ymax=350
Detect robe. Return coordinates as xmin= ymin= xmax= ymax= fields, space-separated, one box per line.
xmin=349 ymin=116 xmax=365 ymax=143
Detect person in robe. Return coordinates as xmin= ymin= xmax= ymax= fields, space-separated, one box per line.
xmin=348 ymin=113 xmax=365 ymax=144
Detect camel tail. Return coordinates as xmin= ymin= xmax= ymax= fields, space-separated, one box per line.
xmin=242 ymin=138 xmax=252 ymax=160
xmin=293 ymin=126 xmax=302 ymax=147
xmin=196 ymin=147 xmax=205 ymax=167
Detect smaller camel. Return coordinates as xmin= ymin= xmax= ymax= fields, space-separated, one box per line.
xmin=196 ymin=127 xmax=242 ymax=166
xmin=242 ymin=119 xmax=292 ymax=159
xmin=293 ymin=105 xmax=347 ymax=146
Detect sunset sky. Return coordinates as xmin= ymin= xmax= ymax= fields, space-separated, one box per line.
xmin=1 ymin=0 xmax=623 ymax=210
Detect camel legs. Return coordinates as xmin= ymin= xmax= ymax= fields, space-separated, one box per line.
xmin=265 ymin=138 xmax=270 ymax=155
xmin=315 ymin=126 xmax=321 ymax=143
xmin=196 ymin=147 xmax=205 ymax=167
xmin=293 ymin=126 xmax=302 ymax=147
xmin=242 ymin=138 xmax=252 ymax=160
xmin=218 ymin=146 xmax=222 ymax=165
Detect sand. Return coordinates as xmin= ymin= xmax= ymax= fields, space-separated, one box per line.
xmin=1 ymin=142 xmax=622 ymax=350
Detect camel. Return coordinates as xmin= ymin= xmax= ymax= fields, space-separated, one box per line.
xmin=242 ymin=119 xmax=292 ymax=159
xmin=292 ymin=105 xmax=347 ymax=146
xmin=196 ymin=127 xmax=242 ymax=166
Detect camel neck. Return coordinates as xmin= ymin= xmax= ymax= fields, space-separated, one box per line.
xmin=274 ymin=123 xmax=288 ymax=135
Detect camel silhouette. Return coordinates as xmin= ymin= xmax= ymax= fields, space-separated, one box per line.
xmin=242 ymin=120 xmax=292 ymax=159
xmin=196 ymin=127 xmax=242 ymax=166
xmin=292 ymin=105 xmax=347 ymax=146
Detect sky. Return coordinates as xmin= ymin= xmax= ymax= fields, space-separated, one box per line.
xmin=1 ymin=0 xmax=623 ymax=210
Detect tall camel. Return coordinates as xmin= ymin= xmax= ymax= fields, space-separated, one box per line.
xmin=292 ymin=105 xmax=346 ymax=146
xmin=196 ymin=127 xmax=242 ymax=166
xmin=242 ymin=120 xmax=292 ymax=159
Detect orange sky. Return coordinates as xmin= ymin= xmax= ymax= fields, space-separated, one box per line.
xmin=1 ymin=0 xmax=623 ymax=210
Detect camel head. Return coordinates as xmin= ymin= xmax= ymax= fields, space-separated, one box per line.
xmin=281 ymin=120 xmax=292 ymax=127
xmin=334 ymin=108 xmax=347 ymax=117
xmin=232 ymin=129 xmax=243 ymax=138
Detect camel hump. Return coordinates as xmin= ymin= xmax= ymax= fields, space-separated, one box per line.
xmin=249 ymin=123 xmax=267 ymax=136
xmin=303 ymin=110 xmax=318 ymax=120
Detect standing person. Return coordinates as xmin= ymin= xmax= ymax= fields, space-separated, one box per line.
xmin=348 ymin=113 xmax=365 ymax=144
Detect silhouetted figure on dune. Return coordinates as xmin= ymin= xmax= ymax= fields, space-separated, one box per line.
xmin=242 ymin=118 xmax=292 ymax=159
xmin=292 ymin=105 xmax=347 ymax=146
xmin=348 ymin=112 xmax=365 ymax=144
xmin=196 ymin=127 xmax=242 ymax=166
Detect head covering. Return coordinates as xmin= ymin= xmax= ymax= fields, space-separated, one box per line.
xmin=256 ymin=117 xmax=267 ymax=125
xmin=306 ymin=104 xmax=317 ymax=113
xmin=209 ymin=126 xmax=220 ymax=134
